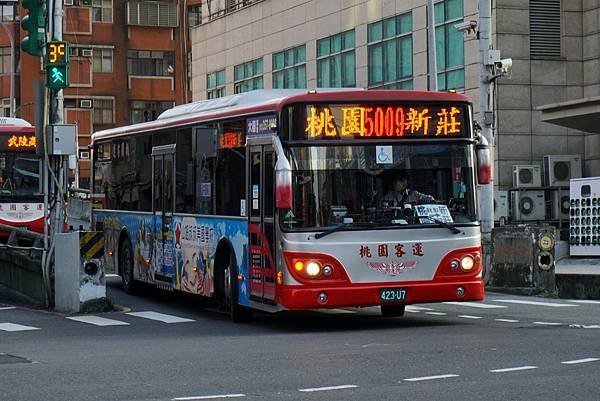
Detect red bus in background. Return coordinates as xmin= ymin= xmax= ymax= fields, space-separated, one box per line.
xmin=0 ymin=117 xmax=43 ymax=237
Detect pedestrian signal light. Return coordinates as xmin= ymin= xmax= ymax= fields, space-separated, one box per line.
xmin=45 ymin=41 xmax=70 ymax=89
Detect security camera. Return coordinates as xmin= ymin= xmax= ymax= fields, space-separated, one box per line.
xmin=454 ymin=20 xmax=478 ymax=33
xmin=495 ymin=58 xmax=513 ymax=73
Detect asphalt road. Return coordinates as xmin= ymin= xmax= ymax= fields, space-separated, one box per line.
xmin=1 ymin=278 xmax=599 ymax=401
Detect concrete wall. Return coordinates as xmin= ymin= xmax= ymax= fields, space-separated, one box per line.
xmin=495 ymin=0 xmax=599 ymax=185
xmin=0 ymin=247 xmax=47 ymax=307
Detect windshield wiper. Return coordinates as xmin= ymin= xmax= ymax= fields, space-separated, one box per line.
xmin=314 ymin=222 xmax=376 ymax=239
xmin=420 ymin=216 xmax=462 ymax=234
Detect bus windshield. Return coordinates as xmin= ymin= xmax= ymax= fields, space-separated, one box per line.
xmin=284 ymin=144 xmax=476 ymax=230
xmin=0 ymin=154 xmax=40 ymax=199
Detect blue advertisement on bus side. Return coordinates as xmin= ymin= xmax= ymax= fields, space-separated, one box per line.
xmin=97 ymin=212 xmax=250 ymax=306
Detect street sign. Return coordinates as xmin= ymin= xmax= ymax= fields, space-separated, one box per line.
xmin=45 ymin=41 xmax=70 ymax=89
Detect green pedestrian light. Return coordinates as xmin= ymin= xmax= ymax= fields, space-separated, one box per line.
xmin=45 ymin=41 xmax=70 ymax=89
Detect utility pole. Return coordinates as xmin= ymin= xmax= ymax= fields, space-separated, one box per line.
xmin=478 ymin=0 xmax=494 ymax=237
xmin=427 ymin=0 xmax=438 ymax=91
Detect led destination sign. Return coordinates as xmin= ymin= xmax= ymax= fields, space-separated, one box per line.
xmin=300 ymin=103 xmax=468 ymax=140
xmin=0 ymin=133 xmax=37 ymax=152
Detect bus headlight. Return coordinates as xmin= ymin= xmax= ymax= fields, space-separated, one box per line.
xmin=460 ymin=255 xmax=475 ymax=271
xmin=306 ymin=262 xmax=321 ymax=277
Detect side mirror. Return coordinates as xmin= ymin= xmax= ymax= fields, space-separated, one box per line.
xmin=476 ymin=139 xmax=492 ymax=185
xmin=272 ymin=136 xmax=293 ymax=209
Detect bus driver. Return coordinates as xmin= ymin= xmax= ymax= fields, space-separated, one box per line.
xmin=382 ymin=172 xmax=434 ymax=207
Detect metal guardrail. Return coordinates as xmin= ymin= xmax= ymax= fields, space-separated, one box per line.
xmin=208 ymin=0 xmax=260 ymax=21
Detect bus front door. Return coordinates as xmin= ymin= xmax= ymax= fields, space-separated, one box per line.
xmin=248 ymin=145 xmax=276 ymax=305
xmin=152 ymin=145 xmax=176 ymax=288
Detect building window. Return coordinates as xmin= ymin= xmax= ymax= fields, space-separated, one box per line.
xmin=93 ymin=98 xmax=114 ymax=125
xmin=92 ymin=49 xmax=113 ymax=73
xmin=188 ymin=4 xmax=201 ymax=27
xmin=435 ymin=0 xmax=464 ymax=91
xmin=127 ymin=0 xmax=178 ymax=27
xmin=127 ymin=50 xmax=174 ymax=77
xmin=367 ymin=12 xmax=413 ymax=89
xmin=317 ymin=30 xmax=355 ymax=88
xmin=1 ymin=5 xmax=14 ymax=22
xmin=207 ymin=69 xmax=225 ymax=99
xmin=129 ymin=100 xmax=174 ymax=124
xmin=0 ymin=47 xmax=10 ymax=74
xmin=92 ymin=0 xmax=113 ymax=22
xmin=0 ymin=98 xmax=10 ymax=117
xmin=234 ymin=58 xmax=263 ymax=94
xmin=272 ymin=45 xmax=306 ymax=89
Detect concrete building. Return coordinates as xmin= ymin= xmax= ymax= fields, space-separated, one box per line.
xmin=3 ymin=0 xmax=200 ymax=187
xmin=189 ymin=0 xmax=600 ymax=191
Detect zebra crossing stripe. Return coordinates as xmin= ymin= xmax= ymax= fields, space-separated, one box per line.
xmin=491 ymin=299 xmax=578 ymax=308
xmin=126 ymin=311 xmax=195 ymax=323
xmin=67 ymin=316 xmax=130 ymax=326
xmin=443 ymin=302 xmax=507 ymax=309
xmin=0 ymin=323 xmax=41 ymax=332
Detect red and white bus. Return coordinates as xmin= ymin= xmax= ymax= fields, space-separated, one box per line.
xmin=0 ymin=117 xmax=43 ymax=237
xmin=91 ymin=89 xmax=487 ymax=321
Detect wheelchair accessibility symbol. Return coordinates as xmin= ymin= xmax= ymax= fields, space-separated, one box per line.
xmin=376 ymin=146 xmax=393 ymax=164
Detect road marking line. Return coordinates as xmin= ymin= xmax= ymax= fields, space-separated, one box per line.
xmin=457 ymin=315 xmax=483 ymax=319
xmin=491 ymin=299 xmax=578 ymax=308
xmin=403 ymin=374 xmax=459 ymax=382
xmin=533 ymin=321 xmax=562 ymax=326
xmin=567 ymin=300 xmax=600 ymax=305
xmin=495 ymin=319 xmax=519 ymax=323
xmin=425 ymin=312 xmax=447 ymax=316
xmin=444 ymin=302 xmax=507 ymax=309
xmin=569 ymin=324 xmax=600 ymax=329
xmin=0 ymin=307 xmax=16 ymax=311
xmin=66 ymin=316 xmax=130 ymax=326
xmin=126 ymin=311 xmax=195 ymax=323
xmin=0 ymin=323 xmax=41 ymax=332
xmin=490 ymin=366 xmax=538 ymax=373
xmin=561 ymin=358 xmax=599 ymax=365
xmin=299 ymin=385 xmax=358 ymax=392
xmin=406 ymin=306 xmax=434 ymax=311
xmin=172 ymin=394 xmax=245 ymax=400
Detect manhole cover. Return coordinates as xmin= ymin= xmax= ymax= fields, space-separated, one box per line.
xmin=0 ymin=353 xmax=32 ymax=364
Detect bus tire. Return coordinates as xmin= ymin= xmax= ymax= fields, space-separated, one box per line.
xmin=381 ymin=304 xmax=406 ymax=317
xmin=225 ymin=252 xmax=253 ymax=323
xmin=120 ymin=237 xmax=137 ymax=294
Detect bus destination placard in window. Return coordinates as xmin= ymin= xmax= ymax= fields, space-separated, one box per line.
xmin=298 ymin=104 xmax=469 ymax=140
xmin=0 ymin=132 xmax=37 ymax=152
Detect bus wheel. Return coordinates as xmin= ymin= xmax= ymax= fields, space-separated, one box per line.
xmin=225 ymin=252 xmax=253 ymax=323
xmin=381 ymin=304 xmax=406 ymax=317
xmin=120 ymin=238 xmax=137 ymax=294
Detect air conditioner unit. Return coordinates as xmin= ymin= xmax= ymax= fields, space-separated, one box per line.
xmin=494 ymin=190 xmax=509 ymax=225
xmin=64 ymin=0 xmax=74 ymax=5
xmin=79 ymin=99 xmax=92 ymax=108
xmin=69 ymin=47 xmax=79 ymax=57
xmin=549 ymin=188 xmax=569 ymax=221
xmin=79 ymin=150 xmax=90 ymax=159
xmin=543 ymin=155 xmax=582 ymax=187
xmin=81 ymin=49 xmax=93 ymax=57
xmin=512 ymin=165 xmax=541 ymax=188
xmin=80 ymin=0 xmax=92 ymax=5
xmin=510 ymin=190 xmax=546 ymax=221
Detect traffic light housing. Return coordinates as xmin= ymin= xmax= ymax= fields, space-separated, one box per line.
xmin=45 ymin=41 xmax=70 ymax=89
xmin=21 ymin=0 xmax=46 ymax=57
